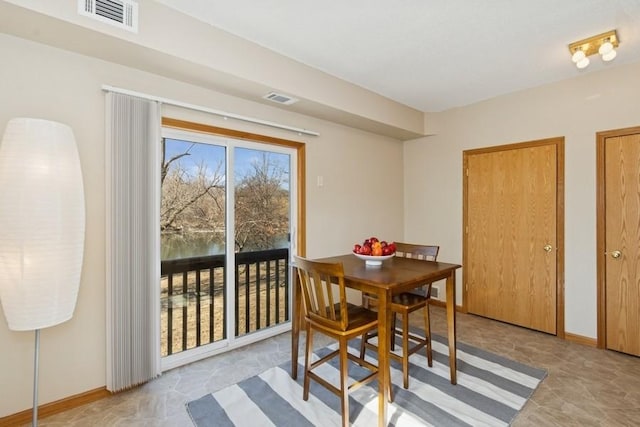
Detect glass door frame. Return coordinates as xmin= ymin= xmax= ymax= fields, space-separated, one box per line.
xmin=160 ymin=118 xmax=306 ymax=371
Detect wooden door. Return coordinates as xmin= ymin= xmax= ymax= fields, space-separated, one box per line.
xmin=598 ymin=127 xmax=640 ymax=356
xmin=464 ymin=138 xmax=564 ymax=335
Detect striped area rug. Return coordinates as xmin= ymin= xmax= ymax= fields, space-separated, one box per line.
xmin=187 ymin=332 xmax=546 ymax=426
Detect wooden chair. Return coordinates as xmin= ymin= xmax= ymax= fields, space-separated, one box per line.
xmin=294 ymin=256 xmax=380 ymax=427
xmin=360 ymin=243 xmax=439 ymax=389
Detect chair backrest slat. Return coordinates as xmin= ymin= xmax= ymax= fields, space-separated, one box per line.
xmin=295 ymin=256 xmax=348 ymax=331
xmin=394 ymin=242 xmax=439 ymax=261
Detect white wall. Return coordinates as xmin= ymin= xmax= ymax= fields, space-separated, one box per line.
xmin=1 ymin=0 xmax=424 ymax=138
xmin=404 ymin=61 xmax=640 ymax=339
xmin=0 ymin=34 xmax=404 ymax=417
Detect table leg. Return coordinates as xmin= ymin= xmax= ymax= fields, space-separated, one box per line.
xmin=376 ymin=290 xmax=389 ymax=427
xmin=291 ymin=270 xmax=301 ymax=379
xmin=446 ymin=270 xmax=457 ymax=384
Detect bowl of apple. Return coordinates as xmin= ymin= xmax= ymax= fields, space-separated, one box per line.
xmin=353 ymin=237 xmax=397 ymax=266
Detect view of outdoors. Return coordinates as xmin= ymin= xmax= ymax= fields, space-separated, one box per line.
xmin=160 ymin=138 xmax=290 ymax=259
xmin=160 ymin=136 xmax=292 ymax=357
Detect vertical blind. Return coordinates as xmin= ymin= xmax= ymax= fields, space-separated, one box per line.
xmin=105 ymin=92 xmax=161 ymax=391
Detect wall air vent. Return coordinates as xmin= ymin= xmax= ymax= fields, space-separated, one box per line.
xmin=263 ymin=92 xmax=299 ymax=105
xmin=431 ymin=285 xmax=439 ymax=299
xmin=78 ymin=0 xmax=139 ymax=33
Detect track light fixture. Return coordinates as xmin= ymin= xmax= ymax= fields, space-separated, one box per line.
xmin=568 ymin=30 xmax=619 ymax=69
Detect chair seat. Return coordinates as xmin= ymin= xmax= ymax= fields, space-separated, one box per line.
xmin=345 ymin=305 xmax=379 ymax=328
xmin=365 ymin=291 xmax=429 ymax=313
xmin=391 ymin=292 xmax=429 ymax=312
xmin=310 ymin=305 xmax=378 ymax=338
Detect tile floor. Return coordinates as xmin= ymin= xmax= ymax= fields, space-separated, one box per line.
xmin=23 ymin=306 xmax=640 ymax=426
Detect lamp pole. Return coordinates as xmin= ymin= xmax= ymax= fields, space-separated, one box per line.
xmin=33 ymin=329 xmax=40 ymax=426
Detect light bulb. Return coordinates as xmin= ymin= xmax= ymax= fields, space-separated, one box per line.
xmin=576 ymin=57 xmax=590 ymax=69
xmin=599 ymin=41 xmax=613 ymax=55
xmin=571 ymin=49 xmax=586 ymax=63
xmin=602 ymin=49 xmax=617 ymax=62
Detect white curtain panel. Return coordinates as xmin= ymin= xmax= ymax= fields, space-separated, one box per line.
xmin=105 ymin=92 xmax=161 ymax=392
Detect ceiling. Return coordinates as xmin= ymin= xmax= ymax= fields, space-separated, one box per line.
xmin=154 ymin=0 xmax=640 ymax=113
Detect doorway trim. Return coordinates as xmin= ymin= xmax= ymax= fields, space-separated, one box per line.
xmin=462 ymin=137 xmax=565 ymax=337
xmin=596 ymin=125 xmax=640 ymax=349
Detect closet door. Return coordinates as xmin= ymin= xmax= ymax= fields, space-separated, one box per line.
xmin=598 ymin=128 xmax=640 ymax=356
xmin=464 ymin=138 xmax=563 ymax=335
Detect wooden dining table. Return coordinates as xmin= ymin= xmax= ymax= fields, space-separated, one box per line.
xmin=290 ymin=253 xmax=462 ymax=427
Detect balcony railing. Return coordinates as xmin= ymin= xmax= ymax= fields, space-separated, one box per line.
xmin=160 ymin=248 xmax=290 ymax=356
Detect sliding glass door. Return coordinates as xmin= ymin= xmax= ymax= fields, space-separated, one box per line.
xmin=233 ymin=147 xmax=292 ymax=338
xmin=160 ymin=128 xmax=295 ymax=369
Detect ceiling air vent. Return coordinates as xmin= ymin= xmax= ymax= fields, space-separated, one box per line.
xmin=78 ymin=0 xmax=139 ymax=33
xmin=263 ymin=92 xmax=299 ymax=105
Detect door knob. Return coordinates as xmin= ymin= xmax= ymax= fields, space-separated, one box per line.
xmin=611 ymin=250 xmax=622 ymax=259
xmin=543 ymin=244 xmax=553 ymax=252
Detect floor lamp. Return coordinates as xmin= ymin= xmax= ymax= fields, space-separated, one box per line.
xmin=0 ymin=118 xmax=85 ymax=426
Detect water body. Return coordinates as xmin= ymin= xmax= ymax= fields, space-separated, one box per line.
xmin=161 ymin=232 xmax=288 ymax=260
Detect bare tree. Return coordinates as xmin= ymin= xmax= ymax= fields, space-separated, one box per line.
xmin=234 ymin=152 xmax=289 ymax=252
xmin=161 ymin=139 xmax=193 ymax=186
xmin=161 ymin=140 xmax=289 ymax=256
xmin=160 ymin=143 xmax=225 ymax=232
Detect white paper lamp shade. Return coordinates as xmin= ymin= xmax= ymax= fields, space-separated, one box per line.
xmin=0 ymin=118 xmax=85 ymax=331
